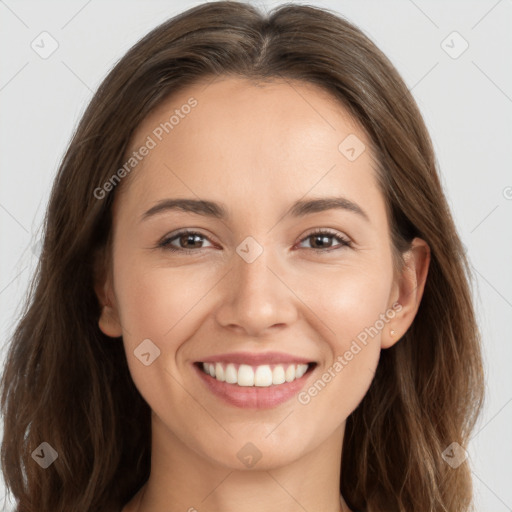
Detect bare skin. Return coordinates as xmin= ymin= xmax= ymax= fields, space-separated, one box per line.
xmin=95 ymin=76 xmax=430 ymax=512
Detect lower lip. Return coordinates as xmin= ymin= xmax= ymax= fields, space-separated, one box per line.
xmin=193 ymin=363 xmax=314 ymax=409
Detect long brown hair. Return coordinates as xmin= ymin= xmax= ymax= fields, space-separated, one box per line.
xmin=0 ymin=2 xmax=484 ymax=511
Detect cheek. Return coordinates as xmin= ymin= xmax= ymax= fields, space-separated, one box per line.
xmin=111 ymin=252 xmax=223 ymax=399
xmin=294 ymin=258 xmax=394 ymax=345
xmin=113 ymin=253 xmax=219 ymax=344
xmin=293 ymin=265 xmax=391 ymax=413
xmin=111 ymin=256 xmax=220 ymax=421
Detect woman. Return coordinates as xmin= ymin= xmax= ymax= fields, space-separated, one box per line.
xmin=0 ymin=2 xmax=484 ymax=511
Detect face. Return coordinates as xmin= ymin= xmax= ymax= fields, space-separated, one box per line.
xmin=97 ymin=76 xmax=410 ymax=471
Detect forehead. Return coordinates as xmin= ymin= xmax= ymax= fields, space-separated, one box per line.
xmin=114 ymin=76 xmax=384 ymax=226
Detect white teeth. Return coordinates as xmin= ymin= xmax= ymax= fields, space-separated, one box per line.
xmin=215 ymin=362 xmax=225 ymax=381
xmin=237 ymin=364 xmax=254 ymax=386
xmin=285 ymin=364 xmax=295 ymax=382
xmin=272 ymin=365 xmax=286 ymax=385
xmin=296 ymin=364 xmax=308 ymax=378
xmin=201 ymin=362 xmax=311 ymax=387
xmin=254 ymin=365 xmax=273 ymax=387
xmin=225 ymin=363 xmax=238 ymax=384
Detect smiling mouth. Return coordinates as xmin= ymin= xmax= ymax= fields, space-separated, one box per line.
xmin=195 ymin=361 xmax=317 ymax=387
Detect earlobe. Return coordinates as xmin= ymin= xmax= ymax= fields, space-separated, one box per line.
xmin=98 ymin=304 xmax=123 ymax=338
xmin=97 ymin=281 xmax=123 ymax=338
xmin=93 ymin=263 xmax=123 ymax=338
xmin=382 ymin=237 xmax=431 ymax=349
xmin=381 ymin=326 xmax=399 ymax=349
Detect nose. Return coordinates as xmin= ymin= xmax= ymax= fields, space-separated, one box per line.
xmin=214 ymin=245 xmax=299 ymax=338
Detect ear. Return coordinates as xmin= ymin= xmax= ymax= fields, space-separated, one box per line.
xmin=381 ymin=237 xmax=431 ymax=349
xmin=93 ymin=248 xmax=123 ymax=339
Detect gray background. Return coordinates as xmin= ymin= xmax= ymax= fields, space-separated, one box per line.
xmin=1 ymin=0 xmax=511 ymax=510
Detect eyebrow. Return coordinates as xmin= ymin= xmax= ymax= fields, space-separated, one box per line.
xmin=140 ymin=196 xmax=370 ymax=223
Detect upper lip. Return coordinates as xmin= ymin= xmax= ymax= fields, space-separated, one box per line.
xmin=197 ymin=351 xmax=315 ymax=365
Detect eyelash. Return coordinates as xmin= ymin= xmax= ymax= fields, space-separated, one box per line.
xmin=157 ymin=228 xmax=352 ymax=254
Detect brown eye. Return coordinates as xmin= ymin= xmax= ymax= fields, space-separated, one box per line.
xmin=159 ymin=230 xmax=213 ymax=253
xmin=176 ymin=233 xmax=204 ymax=249
xmin=298 ymin=229 xmax=352 ymax=251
